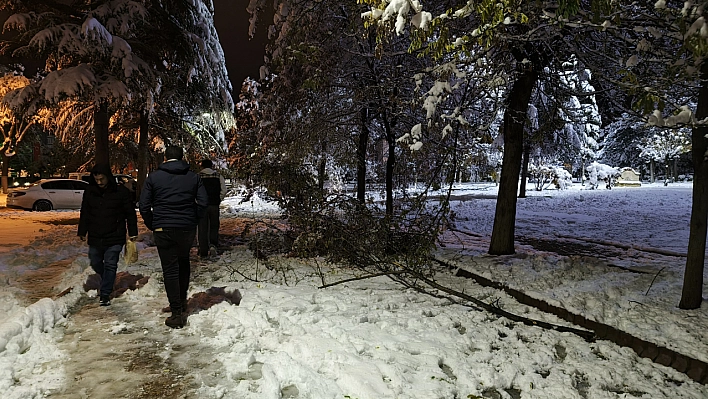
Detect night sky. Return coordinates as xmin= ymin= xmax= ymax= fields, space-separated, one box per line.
xmin=213 ymin=0 xmax=268 ymax=90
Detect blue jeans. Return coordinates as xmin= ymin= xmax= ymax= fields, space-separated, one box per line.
xmin=88 ymin=244 xmax=123 ymax=297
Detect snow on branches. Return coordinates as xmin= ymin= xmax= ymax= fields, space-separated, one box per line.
xmin=585 ymin=161 xmax=620 ymax=190
xmin=360 ymin=0 xmax=429 ymax=34
xmin=528 ymin=164 xmax=573 ymax=191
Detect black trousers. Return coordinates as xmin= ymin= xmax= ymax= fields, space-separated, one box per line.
xmin=198 ymin=204 xmax=220 ymax=256
xmin=154 ymin=228 xmax=197 ymax=313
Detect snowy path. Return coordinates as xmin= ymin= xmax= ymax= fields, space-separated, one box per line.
xmin=50 ymin=296 xmax=190 ymax=399
xmin=48 ymin=255 xmax=243 ymax=399
xmin=3 ymin=184 xmax=708 ymax=399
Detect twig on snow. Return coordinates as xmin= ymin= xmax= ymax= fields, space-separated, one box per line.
xmin=645 ymin=267 xmax=665 ymax=296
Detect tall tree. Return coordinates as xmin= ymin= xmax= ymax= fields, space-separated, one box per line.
xmin=362 ymin=0 xmax=600 ymax=254
xmin=684 ymin=61 xmax=708 ymax=309
xmin=0 ymin=73 xmax=40 ymax=193
xmin=362 ymin=0 xmax=708 ymax=307
xmin=596 ymin=0 xmax=708 ymax=309
xmin=247 ymin=0 xmax=429 ymax=217
xmin=0 ymin=0 xmax=234 ymax=175
xmin=0 ymin=0 xmax=151 ymax=165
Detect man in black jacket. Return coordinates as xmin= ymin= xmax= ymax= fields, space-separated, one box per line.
xmin=139 ymin=146 xmax=208 ymax=328
xmin=78 ymin=163 xmax=139 ymax=306
xmin=197 ymin=159 xmax=226 ymax=258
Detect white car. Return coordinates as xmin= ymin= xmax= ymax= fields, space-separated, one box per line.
xmin=6 ymin=179 xmax=89 ymax=211
xmin=69 ymin=172 xmax=136 ymax=191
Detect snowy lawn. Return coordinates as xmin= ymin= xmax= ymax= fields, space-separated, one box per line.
xmin=0 ymin=181 xmax=707 ymax=399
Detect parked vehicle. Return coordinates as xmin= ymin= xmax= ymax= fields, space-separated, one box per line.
xmin=114 ymin=174 xmax=137 ymax=191
xmin=68 ymin=171 xmax=138 ymax=207
xmin=6 ymin=179 xmax=89 ymax=211
xmin=69 ymin=172 xmax=136 ymax=190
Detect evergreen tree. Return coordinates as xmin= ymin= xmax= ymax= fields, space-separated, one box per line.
xmin=0 ymin=72 xmax=40 ymax=192
xmin=0 ymin=0 xmax=152 ymax=165
xmin=0 ymin=0 xmax=234 ymax=177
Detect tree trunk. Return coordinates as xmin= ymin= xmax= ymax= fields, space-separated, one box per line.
xmin=317 ymin=141 xmax=327 ymax=191
xmin=380 ymin=110 xmax=395 ymax=217
xmin=1 ymin=152 xmax=8 ymax=194
xmin=1 ymin=122 xmax=11 ymax=193
xmin=385 ymin=134 xmax=395 ymax=217
xmin=679 ymin=62 xmax=708 ymax=310
xmin=94 ymin=102 xmax=110 ymax=166
xmin=580 ymin=159 xmax=585 ymax=186
xmin=650 ymin=159 xmax=655 ymax=183
xmin=135 ymin=111 xmax=149 ymax=201
xmin=356 ymin=107 xmax=369 ymax=204
xmin=519 ymin=144 xmax=530 ymax=198
xmin=489 ymin=68 xmax=538 ymax=255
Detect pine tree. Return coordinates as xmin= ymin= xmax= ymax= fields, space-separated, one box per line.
xmin=0 ymin=0 xmax=234 ymax=175
xmin=0 ymin=73 xmax=38 ymax=192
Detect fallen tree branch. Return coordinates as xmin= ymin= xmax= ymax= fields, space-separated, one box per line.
xmin=410 ymin=268 xmax=596 ymax=342
xmin=318 ymin=270 xmax=407 ymax=289
xmin=318 ymin=256 xmax=594 ymax=340
xmin=448 ymin=227 xmax=484 ymax=238
xmin=342 ymin=258 xmax=598 ymax=341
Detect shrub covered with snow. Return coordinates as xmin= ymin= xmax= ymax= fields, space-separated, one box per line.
xmin=585 ymin=161 xmax=620 ymax=189
xmin=528 ymin=164 xmax=573 ymax=190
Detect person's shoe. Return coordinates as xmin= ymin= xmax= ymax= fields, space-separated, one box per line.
xmin=99 ymin=296 xmax=111 ymax=306
xmin=165 ymin=311 xmax=186 ymax=329
xmin=208 ymin=245 xmax=218 ymax=257
xmin=161 ymin=304 xmax=187 ymax=313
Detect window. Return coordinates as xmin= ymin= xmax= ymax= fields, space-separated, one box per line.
xmin=71 ymin=181 xmax=88 ymax=190
xmin=41 ymin=181 xmax=60 ymax=190
xmin=42 ymin=180 xmax=76 ymax=190
xmin=54 ymin=181 xmax=76 ymax=190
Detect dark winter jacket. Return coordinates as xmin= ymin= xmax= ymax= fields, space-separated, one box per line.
xmin=77 ymin=165 xmax=139 ymax=247
xmin=198 ymin=167 xmax=225 ymax=206
xmin=139 ymin=160 xmax=208 ymax=230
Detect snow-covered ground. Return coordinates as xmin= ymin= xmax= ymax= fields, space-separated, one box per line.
xmin=0 ymin=181 xmax=707 ymax=399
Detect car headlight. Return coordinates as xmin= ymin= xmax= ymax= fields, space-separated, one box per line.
xmin=9 ymin=192 xmax=26 ymax=197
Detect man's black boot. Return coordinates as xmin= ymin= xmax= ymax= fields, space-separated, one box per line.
xmin=165 ymin=309 xmax=186 ymax=329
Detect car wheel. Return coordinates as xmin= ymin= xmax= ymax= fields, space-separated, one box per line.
xmin=33 ymin=200 xmax=53 ymax=212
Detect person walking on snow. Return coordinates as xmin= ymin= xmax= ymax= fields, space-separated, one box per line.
xmin=197 ymin=159 xmax=226 ymax=258
xmin=139 ymin=146 xmax=208 ymax=328
xmin=78 ymin=163 xmax=139 ymax=306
